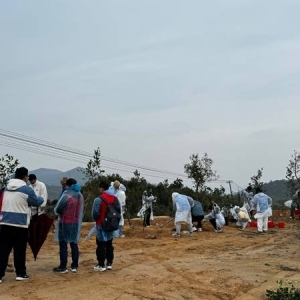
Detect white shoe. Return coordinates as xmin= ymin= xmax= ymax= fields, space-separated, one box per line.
xmin=93 ymin=265 xmax=106 ymax=272
xmin=119 ymin=234 xmax=125 ymax=238
xmin=198 ymin=228 xmax=202 ymax=232
xmin=172 ymin=233 xmax=180 ymax=238
xmin=192 ymin=227 xmax=197 ymax=232
xmin=69 ymin=267 xmax=77 ymax=273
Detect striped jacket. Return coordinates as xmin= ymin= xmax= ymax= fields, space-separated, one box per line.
xmin=0 ymin=179 xmax=44 ymax=228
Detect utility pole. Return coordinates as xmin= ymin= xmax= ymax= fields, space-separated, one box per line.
xmin=226 ymin=180 xmax=233 ymax=199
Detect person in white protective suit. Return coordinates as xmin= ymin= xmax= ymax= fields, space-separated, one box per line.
xmin=205 ymin=201 xmax=225 ymax=233
xmin=137 ymin=187 xmax=157 ymax=227
xmin=239 ymin=186 xmax=254 ymax=218
xmin=252 ymin=187 xmax=272 ymax=234
xmin=234 ymin=206 xmax=251 ymax=230
xmin=114 ymin=182 xmax=127 ymax=238
xmin=171 ymin=193 xmax=194 ymax=238
xmin=229 ymin=205 xmax=239 ymax=221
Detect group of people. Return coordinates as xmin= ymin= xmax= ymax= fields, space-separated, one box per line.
xmin=0 ymin=168 xmax=277 ymax=284
xmin=0 ymin=166 xmax=128 ymax=284
xmin=165 ymin=186 xmax=273 ymax=237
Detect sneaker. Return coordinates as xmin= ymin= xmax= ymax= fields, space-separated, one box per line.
xmin=119 ymin=234 xmax=125 ymax=238
xmin=198 ymin=228 xmax=202 ymax=232
xmin=16 ymin=274 xmax=29 ymax=281
xmin=192 ymin=227 xmax=197 ymax=232
xmin=53 ymin=267 xmax=68 ymax=274
xmin=106 ymin=264 xmax=112 ymax=270
xmin=69 ymin=267 xmax=77 ymax=273
xmin=256 ymin=231 xmax=264 ymax=234
xmin=172 ymin=233 xmax=180 ymax=238
xmin=93 ymin=265 xmax=106 ymax=272
xmin=214 ymin=228 xmax=222 ymax=233
xmin=0 ymin=278 xmax=2 ymax=284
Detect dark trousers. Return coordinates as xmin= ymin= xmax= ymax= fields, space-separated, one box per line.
xmin=209 ymin=218 xmax=218 ymax=230
xmin=192 ymin=215 xmax=204 ymax=229
xmin=59 ymin=240 xmax=79 ymax=268
xmin=143 ymin=207 xmax=151 ymax=227
xmin=96 ymin=238 xmax=114 ymax=267
xmin=0 ymin=225 xmax=28 ymax=278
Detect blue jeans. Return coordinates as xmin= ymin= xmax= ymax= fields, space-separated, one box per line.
xmin=59 ymin=241 xmax=79 ymax=268
xmin=118 ymin=225 xmax=123 ymax=236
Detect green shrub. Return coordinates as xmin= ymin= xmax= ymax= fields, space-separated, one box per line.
xmin=266 ymin=280 xmax=300 ymax=300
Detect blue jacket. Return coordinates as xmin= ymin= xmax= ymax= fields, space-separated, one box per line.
xmin=191 ymin=200 xmax=204 ymax=216
xmin=0 ymin=179 xmax=43 ymax=228
xmin=253 ymin=192 xmax=272 ymax=213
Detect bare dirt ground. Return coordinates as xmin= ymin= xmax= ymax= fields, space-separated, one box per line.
xmin=1 ymin=210 xmax=300 ymax=300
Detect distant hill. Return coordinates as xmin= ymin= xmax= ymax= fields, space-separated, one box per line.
xmin=263 ymin=180 xmax=291 ymax=202
xmin=29 ymin=167 xmax=86 ymax=200
xmin=30 ymin=167 xmax=86 ymax=186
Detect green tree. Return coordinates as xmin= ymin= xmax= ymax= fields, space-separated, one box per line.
xmin=184 ymin=153 xmax=218 ymax=192
xmin=286 ymin=150 xmax=300 ymax=195
xmin=249 ymin=167 xmax=264 ymax=190
xmin=82 ymin=148 xmax=105 ymax=221
xmin=169 ymin=178 xmax=184 ymax=189
xmin=0 ymin=154 xmax=19 ymax=188
xmin=84 ymin=147 xmax=104 ymax=182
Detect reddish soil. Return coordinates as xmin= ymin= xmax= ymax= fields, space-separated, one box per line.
xmin=1 ymin=210 xmax=299 ymax=300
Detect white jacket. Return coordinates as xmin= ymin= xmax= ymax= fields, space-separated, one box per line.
xmin=29 ymin=180 xmax=48 ymax=215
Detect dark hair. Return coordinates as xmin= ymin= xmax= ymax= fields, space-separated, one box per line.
xmin=66 ymin=178 xmax=77 ymax=186
xmin=98 ymin=181 xmax=109 ymax=190
xmin=246 ymin=186 xmax=252 ymax=192
xmin=15 ymin=167 xmax=28 ymax=180
xmin=28 ymin=174 xmax=37 ymax=181
xmin=255 ymin=187 xmax=263 ymax=194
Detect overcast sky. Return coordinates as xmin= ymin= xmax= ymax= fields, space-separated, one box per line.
xmin=1 ymin=0 xmax=300 ymax=192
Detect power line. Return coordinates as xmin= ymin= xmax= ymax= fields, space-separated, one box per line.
xmin=0 ymin=128 xmax=235 ymax=186
xmin=0 ymin=129 xmax=189 ymax=178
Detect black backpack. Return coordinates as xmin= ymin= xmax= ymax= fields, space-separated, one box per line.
xmin=100 ymin=196 xmax=121 ymax=232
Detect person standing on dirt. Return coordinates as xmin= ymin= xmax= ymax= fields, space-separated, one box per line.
xmin=53 ymin=178 xmax=84 ymax=274
xmin=0 ymin=167 xmax=44 ymax=283
xmin=142 ymin=187 xmax=157 ymax=227
xmin=191 ymin=199 xmax=205 ymax=232
xmin=92 ymin=181 xmax=120 ymax=272
xmin=252 ymin=187 xmax=272 ymax=234
xmin=171 ymin=193 xmax=194 ymax=237
xmin=28 ymin=174 xmax=48 ymax=216
xmin=109 ymin=180 xmax=127 ymax=237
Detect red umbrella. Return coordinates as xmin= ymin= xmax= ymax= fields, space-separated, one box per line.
xmin=28 ymin=214 xmax=54 ymax=260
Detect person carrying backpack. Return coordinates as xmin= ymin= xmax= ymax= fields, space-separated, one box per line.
xmin=92 ymin=181 xmax=121 ymax=272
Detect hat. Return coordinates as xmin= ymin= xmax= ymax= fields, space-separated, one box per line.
xmin=113 ymin=180 xmax=120 ymax=189
xmin=172 ymin=192 xmax=179 ymax=200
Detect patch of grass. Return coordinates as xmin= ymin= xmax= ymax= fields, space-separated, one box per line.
xmin=266 ymin=279 xmax=300 ymax=300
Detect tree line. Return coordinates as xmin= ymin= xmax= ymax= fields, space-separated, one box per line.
xmin=1 ymin=148 xmax=300 ymax=221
